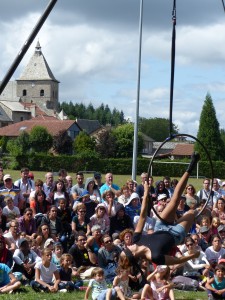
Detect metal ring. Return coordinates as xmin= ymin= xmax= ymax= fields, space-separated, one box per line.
xmin=147 ymin=134 xmax=214 ymax=222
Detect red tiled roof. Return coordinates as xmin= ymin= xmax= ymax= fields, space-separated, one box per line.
xmin=171 ymin=144 xmax=194 ymax=156
xmin=0 ymin=119 xmax=78 ymax=137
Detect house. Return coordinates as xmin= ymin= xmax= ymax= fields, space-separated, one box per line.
xmin=0 ymin=118 xmax=82 ymax=141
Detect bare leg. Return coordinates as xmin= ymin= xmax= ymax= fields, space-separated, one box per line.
xmin=106 ymin=288 xmax=112 ymax=300
xmin=114 ymin=286 xmax=126 ymax=300
xmin=160 ymin=152 xmax=200 ymax=224
xmin=140 ymin=284 xmax=154 ymax=300
xmin=177 ymin=210 xmax=195 ymax=233
xmin=159 ymin=171 xmax=189 ymax=224
xmin=0 ymin=281 xmax=21 ymax=293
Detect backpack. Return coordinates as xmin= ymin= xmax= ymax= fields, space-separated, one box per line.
xmin=172 ymin=275 xmax=199 ymax=291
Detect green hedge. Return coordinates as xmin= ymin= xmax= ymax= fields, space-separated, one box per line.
xmin=8 ymin=154 xmax=221 ymax=178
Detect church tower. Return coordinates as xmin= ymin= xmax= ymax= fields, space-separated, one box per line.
xmin=16 ymin=41 xmax=59 ymax=112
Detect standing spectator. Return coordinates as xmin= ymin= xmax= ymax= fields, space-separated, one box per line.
xmin=65 ymin=175 xmax=73 ymax=195
xmin=100 ymin=173 xmax=120 ymax=197
xmin=94 ymin=172 xmax=103 ymax=188
xmin=0 ymin=174 xmax=21 ymax=209
xmin=163 ymin=176 xmax=174 ymax=198
xmin=14 ymin=167 xmax=35 ymax=210
xmin=126 ymin=179 xmax=135 ymax=196
xmin=197 ymin=178 xmax=216 ymax=208
xmin=71 ymin=171 xmax=85 ymax=201
xmin=43 ymin=172 xmax=54 ymax=201
xmin=58 ymin=169 xmax=67 ymax=182
xmin=213 ymin=179 xmax=225 ymax=206
xmin=136 ymin=172 xmax=148 ymax=199
xmin=29 ymin=179 xmax=44 ymax=203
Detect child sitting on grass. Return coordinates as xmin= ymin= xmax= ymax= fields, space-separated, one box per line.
xmin=0 ymin=263 xmax=21 ymax=294
xmin=84 ymin=267 xmax=128 ymax=300
xmin=58 ymin=253 xmax=83 ymax=291
xmin=205 ymin=264 xmax=225 ymax=299
xmin=30 ymin=248 xmax=60 ymax=293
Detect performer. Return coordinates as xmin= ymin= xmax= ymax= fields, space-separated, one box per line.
xmin=121 ymin=152 xmax=200 ymax=266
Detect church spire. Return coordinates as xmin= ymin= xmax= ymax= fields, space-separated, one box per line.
xmin=35 ymin=40 xmax=42 ymax=55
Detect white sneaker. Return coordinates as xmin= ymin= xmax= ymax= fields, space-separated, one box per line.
xmin=59 ymin=289 xmax=67 ymax=293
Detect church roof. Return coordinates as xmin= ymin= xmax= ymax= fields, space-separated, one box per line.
xmin=0 ymin=100 xmax=30 ymax=112
xmin=17 ymin=41 xmax=59 ymax=82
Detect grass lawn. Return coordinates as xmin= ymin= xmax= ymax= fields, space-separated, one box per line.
xmin=0 ymin=287 xmax=208 ymax=299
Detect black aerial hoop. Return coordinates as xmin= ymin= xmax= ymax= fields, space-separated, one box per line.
xmin=146 ymin=0 xmax=214 ymax=222
xmin=222 ymin=0 xmax=225 ymax=12
xmin=147 ymin=134 xmax=214 ymax=222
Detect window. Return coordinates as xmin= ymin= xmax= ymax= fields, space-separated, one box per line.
xmin=23 ymin=89 xmax=27 ymax=96
xmin=40 ymin=89 xmax=44 ymax=97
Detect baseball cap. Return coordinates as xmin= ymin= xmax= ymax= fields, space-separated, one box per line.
xmin=3 ymin=174 xmax=12 ymax=181
xmin=199 ymin=226 xmax=209 ymax=233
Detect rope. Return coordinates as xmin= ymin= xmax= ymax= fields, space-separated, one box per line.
xmin=169 ymin=0 xmax=176 ymax=137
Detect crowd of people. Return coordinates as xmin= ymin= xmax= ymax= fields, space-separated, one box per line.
xmin=0 ymin=156 xmax=225 ymax=299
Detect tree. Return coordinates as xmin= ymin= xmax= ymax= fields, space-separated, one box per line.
xmin=29 ymin=126 xmax=53 ymax=153
xmin=73 ymin=131 xmax=96 ymax=154
xmin=95 ymin=129 xmax=117 ymax=158
xmin=195 ymin=93 xmax=225 ymax=161
xmin=52 ymin=130 xmax=73 ymax=154
xmin=6 ymin=131 xmax=30 ymax=156
xmin=112 ymin=123 xmax=144 ymax=158
xmin=139 ymin=117 xmax=179 ymax=141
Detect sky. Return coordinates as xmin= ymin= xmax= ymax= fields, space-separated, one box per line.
xmin=1 ymin=0 xmax=225 ymax=137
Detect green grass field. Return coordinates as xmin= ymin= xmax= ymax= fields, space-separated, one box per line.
xmin=0 ymin=287 xmax=208 ymax=299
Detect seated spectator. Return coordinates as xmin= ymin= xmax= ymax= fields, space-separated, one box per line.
xmin=89 ymin=203 xmax=110 ymax=235
xmin=58 ymin=253 xmax=83 ymax=291
xmin=2 ymin=196 xmax=20 ymax=227
xmin=30 ymin=248 xmax=61 ymax=293
xmin=52 ymin=242 xmax=63 ymax=270
xmin=133 ymin=215 xmax=155 ymax=234
xmin=183 ymin=236 xmax=210 ymax=279
xmin=18 ymin=208 xmax=36 ymax=240
xmin=68 ymin=231 xmax=96 ymax=270
xmin=118 ymin=185 xmax=130 ymax=206
xmin=184 ymin=184 xmax=199 ymax=209
xmin=3 ymin=220 xmax=20 ymax=253
xmin=98 ymin=234 xmax=121 ymax=283
xmin=29 ymin=179 xmax=44 ymax=203
xmin=30 ymin=190 xmax=50 ymax=216
xmin=71 ymin=203 xmax=90 ymax=236
xmin=205 ymin=235 xmax=225 ymax=270
xmin=0 ymin=235 xmax=13 ymax=268
xmin=198 ymin=225 xmax=211 ymax=251
xmin=124 ymin=192 xmax=141 ymax=222
xmin=101 ymin=190 xmax=121 ymax=217
xmin=13 ymin=238 xmax=41 ymax=281
xmin=41 ymin=206 xmax=67 ymax=251
xmin=117 ymin=228 xmax=134 ymax=250
xmin=36 ymin=223 xmax=54 ymax=250
xmin=212 ymin=198 xmax=225 ymax=225
xmin=48 ymin=179 xmax=70 ymax=207
xmin=155 ymin=180 xmax=170 ymax=199
xmin=205 ymin=264 xmax=225 ymax=299
xmin=0 ymin=263 xmax=21 ymax=294
xmin=218 ymin=224 xmax=225 ymax=247
xmin=57 ymin=198 xmax=72 ymax=247
xmin=73 ymin=190 xmax=97 ymax=220
xmin=109 ymin=204 xmax=134 ymax=238
xmin=86 ymin=225 xmax=102 ymax=257
xmin=84 ymin=177 xmax=101 ymax=203
xmin=0 ymin=206 xmax=7 ymax=233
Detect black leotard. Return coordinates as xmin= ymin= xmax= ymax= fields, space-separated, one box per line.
xmin=133 ymin=231 xmax=176 ymax=265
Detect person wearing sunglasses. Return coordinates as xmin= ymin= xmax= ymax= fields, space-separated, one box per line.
xmin=18 ymin=208 xmax=36 ymax=240
xmin=183 ymin=236 xmax=210 ymax=279
xmin=98 ymin=234 xmax=121 ymax=283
